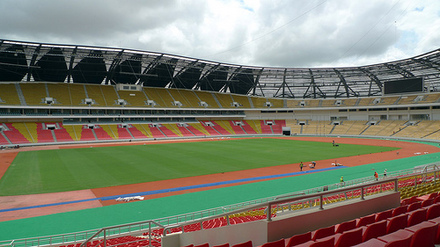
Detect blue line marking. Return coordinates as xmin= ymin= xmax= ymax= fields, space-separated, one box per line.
xmin=0 ymin=166 xmax=346 ymax=213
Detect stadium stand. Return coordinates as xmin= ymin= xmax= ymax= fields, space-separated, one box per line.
xmin=160 ymin=124 xmax=182 ymax=137
xmin=3 ymin=39 xmax=440 ymax=247
xmin=117 ymin=90 xmax=148 ymax=107
xmin=167 ymin=89 xmax=201 ymax=108
xmin=193 ymin=91 xmax=220 ymax=108
xmin=0 ymin=83 xmax=21 ymax=105
xmin=132 ymin=124 xmax=153 ymax=138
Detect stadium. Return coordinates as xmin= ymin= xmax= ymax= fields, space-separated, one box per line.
xmin=0 ymin=39 xmax=440 ymax=247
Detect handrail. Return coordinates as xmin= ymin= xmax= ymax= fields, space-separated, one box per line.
xmin=80 ymin=220 xmax=164 ymax=247
xmin=160 ymin=177 xmax=399 ymax=235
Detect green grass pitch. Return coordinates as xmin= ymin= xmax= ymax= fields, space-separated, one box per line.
xmin=0 ymin=138 xmax=398 ymax=196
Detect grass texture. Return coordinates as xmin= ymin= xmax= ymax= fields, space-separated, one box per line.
xmin=0 ymin=138 xmax=397 ymax=195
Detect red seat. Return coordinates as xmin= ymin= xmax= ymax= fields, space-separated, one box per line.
xmin=194 ymin=243 xmax=210 ymax=247
xmin=352 ymin=236 xmax=411 ymax=247
xmin=418 ymin=192 xmax=438 ymax=201
xmin=357 ymin=214 xmax=376 ymax=227
xmin=377 ymin=229 xmax=413 ymax=246
xmin=212 ymin=244 xmax=229 ymax=247
xmin=387 ymin=214 xmax=408 ymax=234
xmin=231 ymin=241 xmax=252 ymax=247
xmin=295 ymin=237 xmax=335 ymax=247
xmin=407 ymin=208 xmax=427 ymax=227
xmin=334 ymin=228 xmax=363 ymax=247
xmin=261 ymin=239 xmax=284 ymax=247
xmin=407 ymin=201 xmax=422 ymax=212
xmin=426 ymin=204 xmax=440 ymax=220
xmin=405 ymin=221 xmax=438 ymax=247
xmin=286 ymin=232 xmax=311 ymax=247
xmin=335 ymin=219 xmax=356 ymax=234
xmin=392 ymin=205 xmax=407 ymax=216
xmin=427 ymin=216 xmax=440 ymax=243
xmin=421 ymin=198 xmax=434 ymax=207
xmin=376 ymin=209 xmax=393 ymax=222
xmin=361 ymin=220 xmax=387 ymax=242
xmin=312 ymin=225 xmax=335 ymax=241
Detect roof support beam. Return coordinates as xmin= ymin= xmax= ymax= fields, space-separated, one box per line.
xmin=359 ymin=67 xmax=383 ymax=96
xmin=303 ymin=69 xmax=325 ymax=98
xmin=334 ymin=69 xmax=359 ymax=97
xmin=384 ymin=63 xmax=414 ymax=78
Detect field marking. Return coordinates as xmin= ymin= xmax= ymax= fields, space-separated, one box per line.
xmin=0 ymin=166 xmax=346 ymax=213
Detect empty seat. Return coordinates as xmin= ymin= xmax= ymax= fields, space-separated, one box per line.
xmin=231 ymin=240 xmax=252 ymax=247
xmin=427 ymin=217 xmax=440 ymax=243
xmin=407 ymin=201 xmax=422 ymax=212
xmin=313 ymin=225 xmax=335 ymax=241
xmin=357 ymin=214 xmax=376 ymax=227
xmin=261 ymin=239 xmax=284 ymax=247
xmin=294 ymin=237 xmax=334 ymax=247
xmin=361 ymin=220 xmax=387 ymax=242
xmin=335 ymin=219 xmax=357 ymax=234
xmin=427 ymin=203 xmax=440 ymax=220
xmin=404 ymin=221 xmax=438 ymax=247
xmin=286 ymin=232 xmax=311 ymax=247
xmin=392 ymin=205 xmax=407 ymax=216
xmin=377 ymin=229 xmax=413 ymax=246
xmin=376 ymin=209 xmax=393 ymax=222
xmin=352 ymin=237 xmax=411 ymax=247
xmin=212 ymin=244 xmax=230 ymax=247
xmin=387 ymin=214 xmax=408 ymax=234
xmin=334 ymin=227 xmax=363 ymax=247
xmin=194 ymin=243 xmax=210 ymax=247
xmin=418 ymin=192 xmax=438 ymax=201
xmin=407 ymin=208 xmax=427 ymax=227
xmin=421 ymin=198 xmax=434 ymax=207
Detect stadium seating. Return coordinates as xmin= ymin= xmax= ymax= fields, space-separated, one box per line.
xmin=0 ymin=83 xmax=21 ymax=105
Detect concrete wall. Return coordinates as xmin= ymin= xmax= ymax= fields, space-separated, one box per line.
xmin=162 ymin=192 xmax=400 ymax=247
xmin=266 ymin=191 xmax=400 ymax=242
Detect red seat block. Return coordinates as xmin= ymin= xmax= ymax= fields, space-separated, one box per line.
xmin=407 ymin=208 xmax=427 ymax=227
xmin=286 ymin=231 xmax=311 ymax=247
xmin=387 ymin=214 xmax=408 ymax=234
xmin=405 ymin=221 xmax=438 ymax=247
xmin=426 ymin=202 xmax=440 ymax=220
xmin=334 ymin=228 xmax=363 ymax=247
xmin=295 ymin=237 xmax=334 ymax=247
xmin=407 ymin=201 xmax=422 ymax=212
xmin=335 ymin=219 xmax=357 ymax=234
xmin=361 ymin=220 xmax=387 ymax=242
xmin=312 ymin=225 xmax=335 ymax=241
xmin=392 ymin=205 xmax=407 ymax=217
xmin=377 ymin=229 xmax=413 ymax=246
xmin=376 ymin=209 xmax=393 ymax=222
xmin=357 ymin=214 xmax=376 ymax=227
xmin=261 ymin=239 xmax=284 ymax=247
xmin=231 ymin=240 xmax=252 ymax=247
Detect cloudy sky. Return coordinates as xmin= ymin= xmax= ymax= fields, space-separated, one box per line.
xmin=1 ymin=0 xmax=439 ymax=68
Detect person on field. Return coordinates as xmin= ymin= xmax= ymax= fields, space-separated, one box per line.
xmin=383 ymin=169 xmax=387 ymax=177
xmin=374 ymin=171 xmax=379 ymax=181
xmin=300 ymin=162 xmax=304 ymax=171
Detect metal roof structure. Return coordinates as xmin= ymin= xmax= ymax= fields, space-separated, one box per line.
xmin=1 ymin=39 xmax=440 ymax=99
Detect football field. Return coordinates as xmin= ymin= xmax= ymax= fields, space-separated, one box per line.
xmin=0 ymin=138 xmax=397 ymax=196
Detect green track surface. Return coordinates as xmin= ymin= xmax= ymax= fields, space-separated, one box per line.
xmin=0 ymin=138 xmax=397 ymax=196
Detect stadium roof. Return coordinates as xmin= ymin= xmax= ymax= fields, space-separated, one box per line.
xmin=1 ymin=39 xmax=440 ymax=99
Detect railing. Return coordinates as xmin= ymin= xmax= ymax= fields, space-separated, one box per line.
xmin=1 ymin=163 xmax=439 ymax=247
